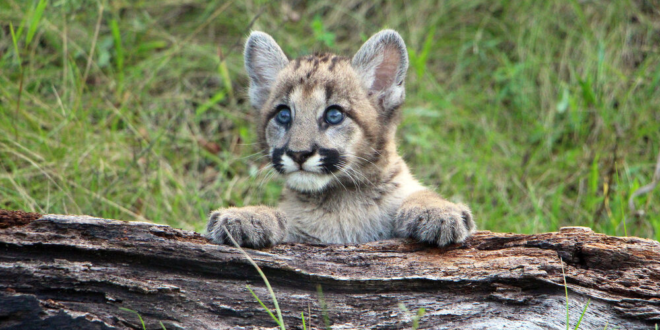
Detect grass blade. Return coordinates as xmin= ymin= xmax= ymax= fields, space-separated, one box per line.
xmin=398 ymin=303 xmax=425 ymax=330
xmin=218 ymin=47 xmax=234 ymax=100
xmin=247 ymin=285 xmax=283 ymax=327
xmin=414 ymin=307 xmax=426 ymax=330
xmin=110 ymin=18 xmax=125 ymax=97
xmin=417 ymin=25 xmax=436 ymax=78
xmin=14 ymin=5 xmax=27 ymax=43
xmin=119 ymin=307 xmax=146 ymax=330
xmin=317 ymin=285 xmax=330 ymax=329
xmin=222 ymin=226 xmax=285 ymax=329
xmin=80 ymin=2 xmax=104 ymax=96
xmin=196 ymin=91 xmax=226 ymax=117
xmin=561 ymin=258 xmax=570 ymax=330
xmin=301 ymin=311 xmax=306 ymax=330
xmin=25 ymin=0 xmax=48 ymax=47
xmin=9 ymin=23 xmax=21 ymax=66
xmin=9 ymin=22 xmax=24 ymax=141
xmin=574 ymin=299 xmax=590 ymax=330
xmin=648 ymin=62 xmax=660 ymax=96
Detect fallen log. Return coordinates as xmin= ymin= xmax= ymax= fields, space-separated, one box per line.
xmin=0 ymin=209 xmax=659 ymax=329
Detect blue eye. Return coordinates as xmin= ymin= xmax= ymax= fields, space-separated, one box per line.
xmin=325 ymin=106 xmax=344 ymax=125
xmin=275 ymin=106 xmax=292 ymax=125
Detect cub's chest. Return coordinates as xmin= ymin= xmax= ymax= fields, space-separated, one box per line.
xmin=280 ymin=188 xmax=405 ymax=244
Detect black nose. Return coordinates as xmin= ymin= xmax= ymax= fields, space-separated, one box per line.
xmin=286 ymin=149 xmax=315 ymax=165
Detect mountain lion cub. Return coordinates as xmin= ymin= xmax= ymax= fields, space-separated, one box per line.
xmin=206 ymin=30 xmax=475 ymax=248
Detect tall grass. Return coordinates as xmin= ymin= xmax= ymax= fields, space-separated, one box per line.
xmin=0 ymin=0 xmax=658 ymax=237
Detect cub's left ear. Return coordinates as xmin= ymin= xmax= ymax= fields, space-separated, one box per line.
xmin=244 ymin=31 xmax=289 ymax=110
xmin=352 ymin=30 xmax=409 ymax=115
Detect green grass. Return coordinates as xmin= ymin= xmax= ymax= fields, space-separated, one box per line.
xmin=399 ymin=303 xmax=426 ymax=330
xmin=119 ymin=307 xmax=167 ymax=330
xmin=222 ymin=226 xmax=285 ymax=329
xmin=1 ymin=0 xmax=659 ymax=238
xmin=561 ymin=258 xmax=593 ymax=329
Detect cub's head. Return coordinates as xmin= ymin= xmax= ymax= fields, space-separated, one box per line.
xmin=244 ymin=30 xmax=408 ymax=192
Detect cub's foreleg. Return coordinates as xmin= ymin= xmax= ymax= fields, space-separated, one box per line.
xmin=395 ymin=190 xmax=475 ymax=246
xmin=206 ymin=206 xmax=287 ymax=248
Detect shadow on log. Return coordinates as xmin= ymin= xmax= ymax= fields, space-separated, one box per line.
xmin=1 ymin=209 xmax=659 ymax=329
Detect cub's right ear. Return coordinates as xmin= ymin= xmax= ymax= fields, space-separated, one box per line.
xmin=244 ymin=31 xmax=289 ymax=109
xmin=352 ymin=30 xmax=408 ymax=119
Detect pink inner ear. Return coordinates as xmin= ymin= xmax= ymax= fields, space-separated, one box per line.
xmin=371 ymin=45 xmax=401 ymax=92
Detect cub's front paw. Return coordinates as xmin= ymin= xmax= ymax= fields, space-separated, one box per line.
xmin=395 ymin=200 xmax=475 ymax=247
xmin=206 ymin=206 xmax=286 ymax=248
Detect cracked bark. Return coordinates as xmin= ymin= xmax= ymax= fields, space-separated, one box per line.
xmin=1 ymin=210 xmax=659 ymax=329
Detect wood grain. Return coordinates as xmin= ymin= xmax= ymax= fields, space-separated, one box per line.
xmin=1 ymin=211 xmax=659 ymax=329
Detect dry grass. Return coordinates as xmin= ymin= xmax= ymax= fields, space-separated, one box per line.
xmin=1 ymin=0 xmax=659 ymax=238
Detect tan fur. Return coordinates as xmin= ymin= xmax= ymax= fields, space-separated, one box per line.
xmin=206 ymin=30 xmax=475 ymax=248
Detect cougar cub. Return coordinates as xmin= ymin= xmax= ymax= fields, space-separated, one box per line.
xmin=206 ymin=30 xmax=475 ymax=248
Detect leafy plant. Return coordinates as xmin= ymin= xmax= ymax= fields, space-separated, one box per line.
xmin=398 ymin=303 xmax=426 ymax=330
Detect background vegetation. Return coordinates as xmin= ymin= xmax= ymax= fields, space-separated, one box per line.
xmin=1 ymin=0 xmax=659 ymax=240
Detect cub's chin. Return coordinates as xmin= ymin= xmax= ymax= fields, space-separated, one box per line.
xmin=285 ymin=171 xmax=333 ymax=192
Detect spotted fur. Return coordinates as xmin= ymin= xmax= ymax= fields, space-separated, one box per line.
xmin=206 ymin=30 xmax=476 ymax=248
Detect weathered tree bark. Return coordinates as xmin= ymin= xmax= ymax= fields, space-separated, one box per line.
xmin=1 ymin=210 xmax=659 ymax=330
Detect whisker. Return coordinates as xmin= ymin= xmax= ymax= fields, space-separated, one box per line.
xmin=256 ymin=163 xmax=274 ymax=175
xmin=259 ymin=168 xmax=277 ymax=188
xmin=344 ymin=165 xmax=375 ymax=188
xmin=250 ymin=154 xmax=271 ymax=163
xmin=240 ymin=149 xmax=270 ymax=161
xmin=334 ymin=156 xmax=377 ymax=189
xmin=342 ymin=167 xmax=361 ymax=194
xmin=331 ymin=160 xmax=365 ymax=193
xmin=369 ymin=147 xmax=382 ymax=156
xmin=342 ymin=151 xmax=378 ymax=168
xmin=329 ymin=171 xmax=348 ymax=192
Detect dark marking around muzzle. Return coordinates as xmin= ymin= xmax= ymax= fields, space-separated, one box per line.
xmin=271 ymin=146 xmax=345 ymax=174
xmin=319 ymin=148 xmax=344 ymax=173
xmin=272 ymin=148 xmax=286 ymax=173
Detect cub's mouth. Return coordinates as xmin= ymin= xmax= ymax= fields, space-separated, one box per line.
xmin=271 ymin=147 xmax=343 ymax=175
xmin=270 ymin=147 xmax=345 ymax=192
